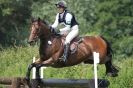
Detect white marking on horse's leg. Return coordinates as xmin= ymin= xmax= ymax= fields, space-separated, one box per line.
xmin=32 ymin=57 xmax=36 ymax=79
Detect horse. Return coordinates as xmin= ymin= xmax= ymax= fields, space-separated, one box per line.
xmin=25 ymin=18 xmax=118 ymax=82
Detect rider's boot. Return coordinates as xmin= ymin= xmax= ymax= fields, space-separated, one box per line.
xmin=60 ymin=43 xmax=70 ymax=62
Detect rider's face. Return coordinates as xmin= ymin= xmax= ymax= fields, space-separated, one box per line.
xmin=57 ymin=7 xmax=64 ymax=13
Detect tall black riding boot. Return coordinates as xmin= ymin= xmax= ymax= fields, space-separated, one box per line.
xmin=62 ymin=43 xmax=70 ymax=62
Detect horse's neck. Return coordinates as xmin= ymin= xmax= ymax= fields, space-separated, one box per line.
xmin=39 ymin=37 xmax=63 ymax=59
xmin=39 ymin=36 xmax=56 ymax=53
xmin=39 ymin=35 xmax=70 ymax=51
xmin=39 ymin=38 xmax=50 ymax=59
xmin=40 ymin=38 xmax=49 ymax=47
xmin=41 ymin=23 xmax=51 ymax=36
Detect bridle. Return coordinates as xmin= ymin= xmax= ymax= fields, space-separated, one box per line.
xmin=28 ymin=22 xmax=41 ymax=44
xmin=28 ymin=19 xmax=53 ymax=45
xmin=32 ymin=22 xmax=41 ymax=36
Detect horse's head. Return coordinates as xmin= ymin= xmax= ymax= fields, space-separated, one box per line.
xmin=28 ymin=17 xmax=51 ymax=44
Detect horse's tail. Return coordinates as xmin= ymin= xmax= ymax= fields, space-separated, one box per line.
xmin=101 ymin=36 xmax=119 ymax=75
xmin=100 ymin=36 xmax=113 ymax=57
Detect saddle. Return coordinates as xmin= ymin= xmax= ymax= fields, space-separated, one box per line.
xmin=61 ymin=35 xmax=83 ymax=54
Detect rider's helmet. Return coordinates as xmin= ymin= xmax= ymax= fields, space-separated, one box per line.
xmin=55 ymin=0 xmax=67 ymax=8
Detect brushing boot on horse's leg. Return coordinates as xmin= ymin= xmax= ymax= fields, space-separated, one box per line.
xmin=25 ymin=63 xmax=36 ymax=86
xmin=60 ymin=43 xmax=70 ymax=62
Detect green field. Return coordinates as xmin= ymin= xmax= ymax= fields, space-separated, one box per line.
xmin=0 ymin=46 xmax=133 ymax=88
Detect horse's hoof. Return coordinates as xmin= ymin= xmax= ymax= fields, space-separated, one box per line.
xmin=113 ymin=68 xmax=119 ymax=73
xmin=36 ymin=64 xmax=43 ymax=69
xmin=106 ymin=72 xmax=118 ymax=77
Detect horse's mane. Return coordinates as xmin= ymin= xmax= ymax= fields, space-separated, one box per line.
xmin=36 ymin=18 xmax=61 ymax=37
xmin=42 ymin=20 xmax=49 ymax=26
xmin=32 ymin=17 xmax=49 ymax=27
xmin=41 ymin=19 xmax=52 ymax=30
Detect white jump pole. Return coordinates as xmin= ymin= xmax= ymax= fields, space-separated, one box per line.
xmin=32 ymin=57 xmax=36 ymax=79
xmin=41 ymin=67 xmax=47 ymax=78
xmin=93 ymin=52 xmax=100 ymax=88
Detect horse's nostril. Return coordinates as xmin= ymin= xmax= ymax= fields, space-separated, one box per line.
xmin=28 ymin=40 xmax=36 ymax=46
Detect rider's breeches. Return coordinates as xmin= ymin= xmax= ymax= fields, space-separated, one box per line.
xmin=65 ymin=25 xmax=79 ymax=44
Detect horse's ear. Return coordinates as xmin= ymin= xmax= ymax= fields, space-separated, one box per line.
xmin=38 ymin=17 xmax=41 ymax=22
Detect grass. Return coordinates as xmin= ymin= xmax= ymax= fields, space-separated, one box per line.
xmin=0 ymin=46 xmax=39 ymax=77
xmin=0 ymin=46 xmax=133 ymax=88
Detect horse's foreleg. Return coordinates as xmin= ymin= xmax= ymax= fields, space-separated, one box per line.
xmin=25 ymin=59 xmax=42 ymax=86
xmin=29 ymin=57 xmax=55 ymax=80
xmin=36 ymin=65 xmax=41 ymax=80
xmin=34 ymin=58 xmax=42 ymax=64
xmin=31 ymin=58 xmax=54 ymax=81
xmin=25 ymin=63 xmax=35 ymax=82
xmin=42 ymin=57 xmax=54 ymax=65
xmin=34 ymin=57 xmax=55 ymax=68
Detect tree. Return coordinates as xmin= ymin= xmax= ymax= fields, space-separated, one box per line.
xmin=91 ymin=0 xmax=133 ymax=56
xmin=0 ymin=0 xmax=32 ymax=46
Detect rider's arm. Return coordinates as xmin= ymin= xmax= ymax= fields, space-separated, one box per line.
xmin=51 ymin=13 xmax=59 ymax=28
xmin=59 ymin=13 xmax=72 ymax=32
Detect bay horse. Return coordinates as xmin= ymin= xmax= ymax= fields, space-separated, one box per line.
xmin=26 ymin=18 xmax=118 ymax=82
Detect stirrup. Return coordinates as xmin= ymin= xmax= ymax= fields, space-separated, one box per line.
xmin=60 ymin=55 xmax=64 ymax=59
xmin=59 ymin=55 xmax=65 ymax=62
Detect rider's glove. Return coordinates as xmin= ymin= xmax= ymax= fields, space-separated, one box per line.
xmin=50 ymin=26 xmax=55 ymax=33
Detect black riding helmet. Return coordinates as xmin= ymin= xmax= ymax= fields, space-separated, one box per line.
xmin=55 ymin=1 xmax=67 ymax=8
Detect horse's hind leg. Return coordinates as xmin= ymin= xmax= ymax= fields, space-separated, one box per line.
xmin=105 ymin=59 xmax=119 ymax=77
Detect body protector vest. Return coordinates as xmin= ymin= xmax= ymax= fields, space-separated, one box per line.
xmin=58 ymin=10 xmax=79 ymax=28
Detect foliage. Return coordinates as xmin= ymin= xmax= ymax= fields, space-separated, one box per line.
xmin=91 ymin=0 xmax=133 ymax=36
xmin=90 ymin=0 xmax=133 ymax=56
xmin=113 ymin=36 xmax=133 ymax=58
xmin=0 ymin=46 xmax=38 ymax=77
xmin=0 ymin=0 xmax=32 ymax=46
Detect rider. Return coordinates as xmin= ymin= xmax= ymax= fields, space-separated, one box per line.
xmin=51 ymin=0 xmax=79 ymax=62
